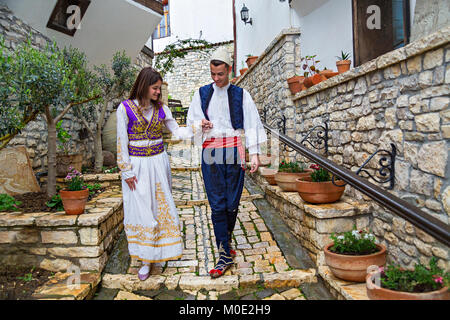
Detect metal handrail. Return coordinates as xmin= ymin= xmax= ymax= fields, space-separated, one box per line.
xmin=263 ymin=123 xmax=450 ymax=247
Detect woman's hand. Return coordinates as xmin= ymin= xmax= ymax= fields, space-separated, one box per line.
xmin=125 ymin=176 xmax=138 ymax=191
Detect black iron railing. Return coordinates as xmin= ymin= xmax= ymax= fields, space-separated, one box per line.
xmin=262 ymin=123 xmax=450 ymax=247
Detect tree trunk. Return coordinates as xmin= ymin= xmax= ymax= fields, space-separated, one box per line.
xmin=45 ymin=107 xmax=57 ymax=197
xmin=93 ymin=125 xmax=103 ymax=173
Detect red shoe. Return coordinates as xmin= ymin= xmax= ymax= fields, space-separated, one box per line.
xmin=230 ymin=249 xmax=237 ymax=258
xmin=209 ymin=254 xmax=233 ymax=279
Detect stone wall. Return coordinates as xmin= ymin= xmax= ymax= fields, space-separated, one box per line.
xmin=0 ymin=4 xmax=152 ymax=172
xmin=0 ymin=185 xmax=124 ymax=273
xmin=161 ymin=42 xmax=234 ymax=108
xmin=239 ymin=26 xmax=450 ymax=271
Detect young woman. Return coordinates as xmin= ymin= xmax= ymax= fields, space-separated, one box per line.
xmin=116 ymin=67 xmax=186 ymax=280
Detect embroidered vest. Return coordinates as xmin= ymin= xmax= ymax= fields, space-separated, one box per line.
xmin=122 ymin=100 xmax=166 ymax=157
xmin=199 ymin=83 xmax=244 ymax=130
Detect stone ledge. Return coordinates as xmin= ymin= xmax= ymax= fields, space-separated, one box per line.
xmin=292 ymin=25 xmax=450 ymax=101
xmin=32 ymin=271 xmax=101 ymax=300
xmin=318 ymin=266 xmax=369 ymax=300
xmin=101 ymin=269 xmax=316 ymax=292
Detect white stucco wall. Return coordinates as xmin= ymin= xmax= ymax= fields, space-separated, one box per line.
xmin=235 ymin=0 xmax=291 ymax=72
xmin=151 ymin=0 xmax=234 ymax=53
xmin=1 ymin=0 xmax=161 ymax=67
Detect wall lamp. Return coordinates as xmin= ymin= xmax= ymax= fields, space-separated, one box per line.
xmin=240 ymin=4 xmax=253 ymax=25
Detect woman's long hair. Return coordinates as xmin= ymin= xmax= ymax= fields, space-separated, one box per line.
xmin=129 ymin=67 xmax=163 ymax=110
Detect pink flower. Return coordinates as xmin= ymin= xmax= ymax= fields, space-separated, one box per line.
xmin=310 ymin=164 xmax=320 ymax=170
xmin=433 ymin=275 xmax=443 ymax=284
xmin=379 ymin=267 xmax=384 ymax=273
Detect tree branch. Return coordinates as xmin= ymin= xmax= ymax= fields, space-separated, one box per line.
xmin=54 ymin=94 xmax=100 ymax=123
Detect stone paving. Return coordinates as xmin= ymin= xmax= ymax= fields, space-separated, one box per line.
xmin=94 ymin=141 xmax=318 ymax=300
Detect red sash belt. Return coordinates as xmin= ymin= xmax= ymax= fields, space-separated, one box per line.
xmin=202 ymin=136 xmax=246 ymax=170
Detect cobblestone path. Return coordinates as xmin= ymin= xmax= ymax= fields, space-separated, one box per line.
xmin=94 ymin=141 xmax=321 ymax=300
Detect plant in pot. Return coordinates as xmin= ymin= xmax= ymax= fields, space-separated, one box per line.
xmin=366 ymin=257 xmax=450 ymax=300
xmin=319 ymin=67 xmax=339 ymax=79
xmin=324 ymin=226 xmax=387 ymax=282
xmin=336 ymin=51 xmax=352 ymax=74
xmin=56 ymin=120 xmax=83 ymax=177
xmin=296 ymin=164 xmax=346 ymax=203
xmin=245 ymin=54 xmax=258 ymax=68
xmin=301 ymin=55 xmax=323 ymax=88
xmin=59 ymin=166 xmax=89 ymax=215
xmin=274 ymin=160 xmax=312 ymax=192
xmin=287 ymin=74 xmax=305 ymax=95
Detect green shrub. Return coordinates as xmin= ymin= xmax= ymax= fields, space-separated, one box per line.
xmin=0 ymin=194 xmax=22 ymax=212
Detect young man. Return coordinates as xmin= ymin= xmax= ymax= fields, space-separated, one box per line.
xmin=186 ymin=48 xmax=267 ymax=278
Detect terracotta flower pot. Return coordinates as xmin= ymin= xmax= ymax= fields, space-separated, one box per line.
xmin=56 ymin=154 xmax=83 ymax=177
xmin=303 ymin=74 xmax=323 ymax=88
xmin=274 ymin=170 xmax=313 ymax=192
xmin=59 ymin=189 xmax=89 ymax=215
xmin=366 ymin=272 xmax=450 ymax=300
xmin=287 ymin=76 xmax=305 ymax=95
xmin=246 ymin=56 xmax=258 ymax=68
xmin=260 ymin=167 xmax=278 ymax=185
xmin=320 ymin=70 xmax=339 ymax=79
xmin=295 ymin=176 xmax=346 ymax=204
xmin=336 ymin=60 xmax=351 ymax=74
xmin=239 ymin=68 xmax=248 ymax=76
xmin=324 ymin=243 xmax=387 ymax=282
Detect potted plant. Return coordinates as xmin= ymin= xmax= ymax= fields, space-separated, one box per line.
xmin=301 ymin=55 xmax=323 ymax=88
xmin=287 ymin=75 xmax=305 ymax=95
xmin=336 ymin=51 xmax=352 ymax=74
xmin=260 ymin=164 xmax=277 ymax=185
xmin=324 ymin=226 xmax=387 ymax=282
xmin=296 ymin=164 xmax=346 ymax=203
xmin=274 ymin=160 xmax=312 ymax=192
xmin=59 ymin=166 xmax=89 ymax=215
xmin=319 ymin=67 xmax=339 ymax=79
xmin=239 ymin=61 xmax=248 ymax=76
xmin=366 ymin=257 xmax=450 ymax=300
xmin=55 ymin=120 xmax=83 ymax=177
xmin=245 ymin=54 xmax=258 ymax=68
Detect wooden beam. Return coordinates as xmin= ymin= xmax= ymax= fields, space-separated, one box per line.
xmin=132 ymin=0 xmax=164 ymax=15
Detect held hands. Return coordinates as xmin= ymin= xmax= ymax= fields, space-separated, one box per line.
xmin=125 ymin=176 xmax=138 ymax=191
xmin=201 ymin=119 xmax=213 ymax=133
xmin=250 ymin=154 xmax=260 ymax=173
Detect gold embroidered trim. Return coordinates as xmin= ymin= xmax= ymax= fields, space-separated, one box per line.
xmin=128 ymin=100 xmax=163 ymax=141
xmin=130 ymin=254 xmax=182 ymax=264
xmin=125 ymin=183 xmax=181 ymax=242
xmin=117 ymin=136 xmax=132 ymax=171
xmin=128 ymin=240 xmax=182 ymax=247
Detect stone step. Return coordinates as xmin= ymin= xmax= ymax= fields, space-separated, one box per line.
xmin=101 ymin=268 xmax=317 ymax=293
xmin=318 ymin=266 xmax=369 ymax=300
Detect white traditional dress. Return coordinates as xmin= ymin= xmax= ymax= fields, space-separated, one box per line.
xmin=116 ymin=99 xmax=185 ymax=263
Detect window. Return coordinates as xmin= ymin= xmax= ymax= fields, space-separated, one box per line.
xmin=47 ymin=0 xmax=91 ymax=37
xmin=352 ymin=0 xmax=410 ymax=66
xmin=153 ymin=4 xmax=171 ymax=39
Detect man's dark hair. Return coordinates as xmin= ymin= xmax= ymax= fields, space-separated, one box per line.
xmin=211 ymin=59 xmax=230 ymax=69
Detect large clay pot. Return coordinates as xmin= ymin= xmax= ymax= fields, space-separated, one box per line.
xmin=239 ymin=68 xmax=248 ymax=76
xmin=246 ymin=56 xmax=258 ymax=68
xmin=56 ymin=154 xmax=83 ymax=177
xmin=287 ymin=76 xmax=305 ymax=95
xmin=102 ymin=110 xmax=117 ymax=156
xmin=260 ymin=167 xmax=277 ymax=185
xmin=59 ymin=189 xmax=89 ymax=215
xmin=296 ymin=176 xmax=346 ymax=204
xmin=366 ymin=272 xmax=450 ymax=300
xmin=320 ymin=70 xmax=339 ymax=79
xmin=324 ymin=243 xmax=387 ymax=282
xmin=275 ymin=170 xmax=313 ymax=192
xmin=336 ymin=60 xmax=351 ymax=74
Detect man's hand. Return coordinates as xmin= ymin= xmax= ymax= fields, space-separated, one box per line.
xmin=250 ymin=154 xmax=260 ymax=173
xmin=125 ymin=176 xmax=138 ymax=191
xmin=201 ymin=119 xmax=213 ymax=133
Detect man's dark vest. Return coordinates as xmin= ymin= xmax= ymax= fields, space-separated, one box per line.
xmin=199 ymin=83 xmax=244 ymax=130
